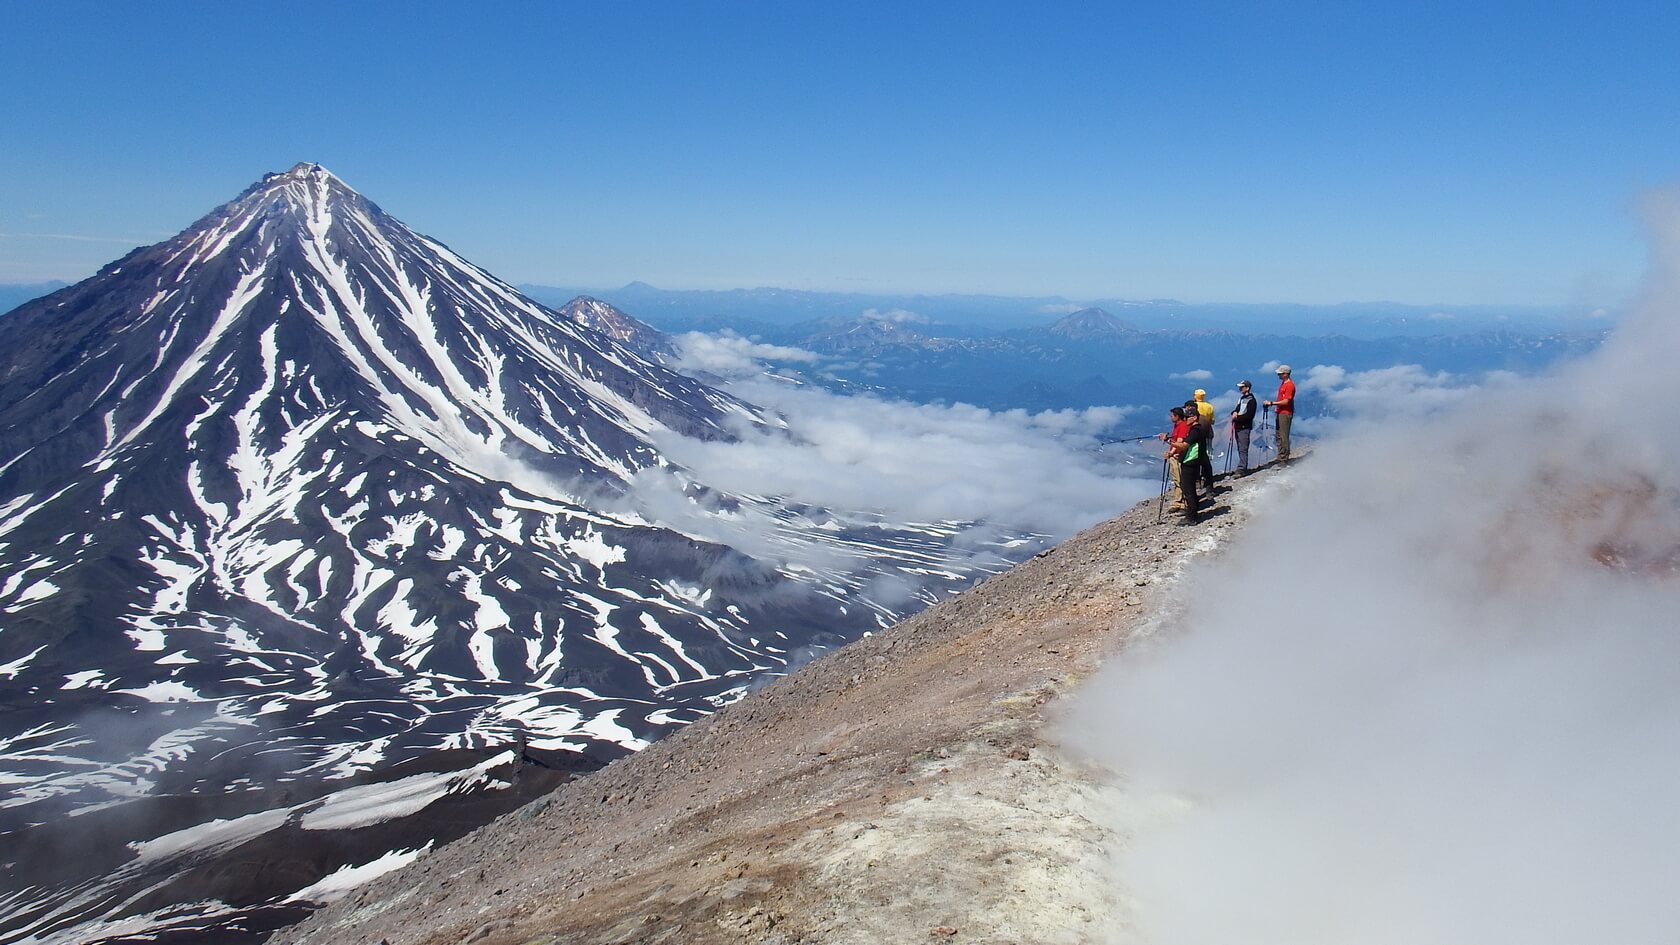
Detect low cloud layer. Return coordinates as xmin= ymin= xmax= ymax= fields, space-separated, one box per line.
xmin=649 ymin=370 xmax=1148 ymax=539
xmin=673 ymin=331 xmax=822 ymax=376
xmin=1060 ymin=192 xmax=1680 ymax=944
xmin=566 ymin=332 xmax=1158 ymax=585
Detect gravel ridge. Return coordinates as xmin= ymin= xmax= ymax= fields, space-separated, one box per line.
xmin=276 ymin=463 xmax=1288 ymax=945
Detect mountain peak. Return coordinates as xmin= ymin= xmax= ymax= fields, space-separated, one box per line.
xmin=280 ymin=160 xmax=335 ymax=180
xmin=253 ymin=161 xmax=357 ymax=203
xmin=557 ymin=295 xmax=675 ymax=357
xmin=1045 ymin=307 xmax=1138 ymax=339
xmin=164 ymin=163 xmax=376 ymax=259
xmin=239 ymin=162 xmax=352 ymax=201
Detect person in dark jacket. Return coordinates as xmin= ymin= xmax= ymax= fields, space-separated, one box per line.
xmin=1230 ymin=379 xmax=1257 ymax=475
xmin=1191 ymin=390 xmax=1217 ymax=494
xmin=1176 ymin=402 xmax=1211 ymax=522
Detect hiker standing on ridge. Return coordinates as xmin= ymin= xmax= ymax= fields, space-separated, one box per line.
xmin=1192 ymin=389 xmax=1217 ymax=493
xmin=1165 ymin=406 xmax=1202 ymax=522
xmin=1264 ymin=364 xmax=1296 ymax=462
xmin=1230 ymin=379 xmax=1257 ymax=475
xmin=1160 ymin=406 xmax=1192 ymax=513
xmin=1177 ymin=403 xmax=1211 ymax=522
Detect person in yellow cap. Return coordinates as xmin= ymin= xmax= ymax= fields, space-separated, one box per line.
xmin=1192 ymin=389 xmax=1217 ymax=492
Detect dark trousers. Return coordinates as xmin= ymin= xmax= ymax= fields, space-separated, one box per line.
xmin=1179 ymin=458 xmax=1205 ymax=520
xmin=1276 ymin=412 xmax=1293 ymax=461
xmin=1234 ymin=427 xmax=1251 ymax=470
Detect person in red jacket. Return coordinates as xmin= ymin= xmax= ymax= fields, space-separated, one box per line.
xmin=1263 ymin=364 xmax=1296 ymax=462
xmin=1159 ymin=406 xmax=1193 ymax=512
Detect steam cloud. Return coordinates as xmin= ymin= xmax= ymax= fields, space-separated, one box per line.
xmin=1059 ymin=192 xmax=1680 ymax=943
xmin=1295 ymin=362 xmax=1521 ymax=423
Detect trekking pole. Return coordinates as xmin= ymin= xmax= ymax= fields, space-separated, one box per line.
xmin=1155 ymin=456 xmax=1168 ymax=524
xmin=1222 ymin=422 xmax=1236 ymax=475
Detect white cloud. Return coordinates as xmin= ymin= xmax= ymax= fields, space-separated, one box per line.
xmin=594 ymin=369 xmax=1153 ymax=581
xmin=658 ymin=332 xmax=1157 ymax=543
xmin=1059 ymin=188 xmax=1680 ymax=945
xmin=673 ymin=331 xmax=821 ymax=377
xmin=1037 ymin=303 xmax=1084 ymax=315
xmin=859 ymin=307 xmax=927 ymax=324
xmin=1169 ymin=369 xmax=1213 ymax=381
xmin=643 ymin=378 xmax=1147 ymax=541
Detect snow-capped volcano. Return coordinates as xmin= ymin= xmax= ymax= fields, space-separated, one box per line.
xmin=0 ymin=165 xmax=1024 ymax=943
xmin=0 ymin=162 xmax=779 ymax=778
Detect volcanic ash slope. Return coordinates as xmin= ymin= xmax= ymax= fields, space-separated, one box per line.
xmin=278 ymin=468 xmax=1282 ymax=945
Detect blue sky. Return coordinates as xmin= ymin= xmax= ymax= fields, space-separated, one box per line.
xmin=1 ymin=1 xmax=1676 ymax=306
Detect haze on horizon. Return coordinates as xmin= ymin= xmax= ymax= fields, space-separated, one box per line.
xmin=2 ymin=2 xmax=1676 ymax=309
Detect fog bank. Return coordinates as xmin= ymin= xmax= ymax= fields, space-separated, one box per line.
xmin=1061 ymin=192 xmax=1680 ymax=945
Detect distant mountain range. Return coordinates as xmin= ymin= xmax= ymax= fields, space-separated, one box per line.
xmin=517 ymin=281 xmax=1614 ymax=340
xmin=7 ymin=274 xmax=1613 ymax=344
xmin=503 ymin=287 xmax=1608 ymax=418
xmin=612 ymin=304 xmax=1605 ymax=416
